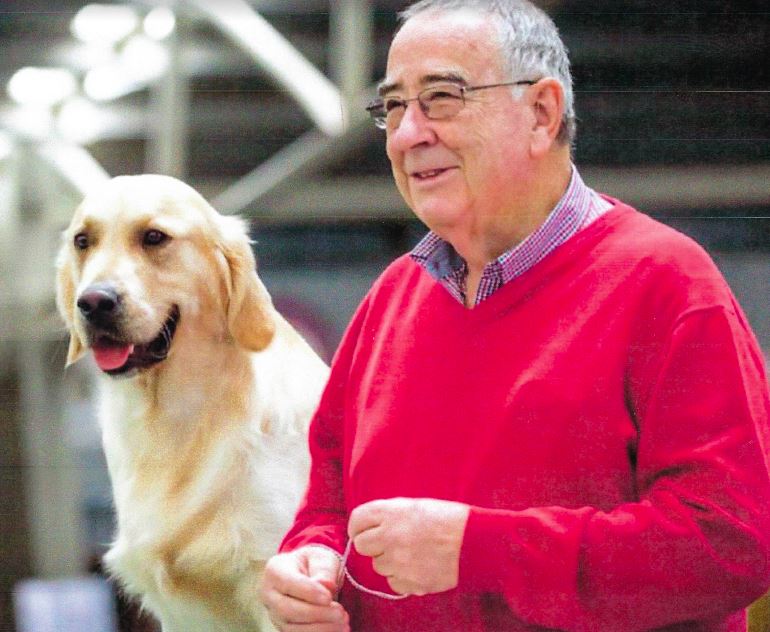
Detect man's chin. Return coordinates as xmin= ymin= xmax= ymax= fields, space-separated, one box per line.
xmin=411 ymin=201 xmax=468 ymax=235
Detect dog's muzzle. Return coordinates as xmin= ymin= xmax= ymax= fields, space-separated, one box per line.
xmin=77 ymin=283 xmax=180 ymax=376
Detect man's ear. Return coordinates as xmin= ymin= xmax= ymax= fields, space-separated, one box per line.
xmin=55 ymin=246 xmax=86 ymax=366
xmin=217 ymin=216 xmax=276 ymax=352
xmin=528 ymin=78 xmax=565 ymax=158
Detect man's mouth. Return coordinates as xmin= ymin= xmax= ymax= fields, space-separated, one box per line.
xmin=90 ymin=306 xmax=180 ymax=376
xmin=411 ymin=167 xmax=456 ymax=180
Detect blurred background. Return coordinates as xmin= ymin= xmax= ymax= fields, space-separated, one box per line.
xmin=0 ymin=1 xmax=768 ymax=630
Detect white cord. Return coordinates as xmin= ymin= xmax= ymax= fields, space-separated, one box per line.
xmin=337 ymin=539 xmax=410 ymax=601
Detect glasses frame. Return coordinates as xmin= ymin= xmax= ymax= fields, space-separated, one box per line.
xmin=366 ymin=80 xmax=539 ymax=130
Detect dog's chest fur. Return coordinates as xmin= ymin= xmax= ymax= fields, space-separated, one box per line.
xmin=96 ymin=341 xmax=319 ymax=630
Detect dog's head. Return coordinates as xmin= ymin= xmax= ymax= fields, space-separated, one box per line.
xmin=56 ymin=174 xmax=276 ymax=377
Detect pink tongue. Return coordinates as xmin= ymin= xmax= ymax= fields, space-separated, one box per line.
xmin=92 ymin=344 xmax=134 ymax=371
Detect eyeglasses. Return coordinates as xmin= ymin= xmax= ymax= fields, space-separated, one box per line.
xmin=365 ymin=80 xmax=539 ymax=130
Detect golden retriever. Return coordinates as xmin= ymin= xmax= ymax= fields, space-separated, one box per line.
xmin=55 ymin=174 xmax=329 ymax=631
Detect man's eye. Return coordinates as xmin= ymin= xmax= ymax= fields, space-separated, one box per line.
xmin=143 ymin=229 xmax=169 ymax=247
xmin=384 ymin=98 xmax=405 ymax=112
xmin=426 ymin=89 xmax=461 ymax=101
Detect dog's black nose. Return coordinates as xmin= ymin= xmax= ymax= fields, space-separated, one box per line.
xmin=77 ymin=285 xmax=120 ymax=321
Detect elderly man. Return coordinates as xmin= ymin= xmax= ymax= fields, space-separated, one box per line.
xmin=260 ymin=1 xmax=770 ymax=630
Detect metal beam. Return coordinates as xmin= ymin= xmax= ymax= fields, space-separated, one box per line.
xmin=225 ymin=163 xmax=770 ymax=224
xmin=0 ymin=138 xmax=95 ymax=579
xmin=146 ymin=4 xmax=190 ymax=178
xmin=0 ymin=135 xmax=22 ymax=370
xmin=17 ymin=340 xmax=86 ymax=578
xmin=581 ymin=163 xmax=770 ymax=213
xmin=330 ymin=0 xmax=374 ymax=105
xmin=34 ymin=140 xmax=110 ymax=210
xmin=212 ymin=90 xmax=376 ymax=215
xmin=185 ymin=0 xmax=348 ymax=136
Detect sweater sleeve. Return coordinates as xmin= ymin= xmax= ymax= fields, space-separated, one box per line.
xmin=458 ymin=305 xmax=770 ymax=631
xmin=279 ymin=294 xmax=372 ymax=556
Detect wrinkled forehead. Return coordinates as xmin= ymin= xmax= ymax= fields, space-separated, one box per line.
xmin=384 ymin=9 xmax=505 ymax=92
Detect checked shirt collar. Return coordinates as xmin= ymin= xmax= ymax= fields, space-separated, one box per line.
xmin=410 ymin=166 xmax=612 ymax=306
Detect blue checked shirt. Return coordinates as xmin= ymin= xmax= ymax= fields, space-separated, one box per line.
xmin=410 ymin=167 xmax=613 ymax=306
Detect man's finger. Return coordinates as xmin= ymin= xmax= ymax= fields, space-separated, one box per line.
xmin=352 ymin=525 xmax=385 ymax=557
xmin=306 ymin=548 xmax=342 ymax=593
xmin=281 ymin=623 xmax=350 ymax=632
xmin=371 ymin=552 xmax=393 ymax=578
xmin=386 ymin=576 xmax=415 ymax=597
xmin=270 ymin=565 xmax=333 ymax=607
xmin=348 ymin=499 xmax=392 ymax=538
xmin=266 ymin=590 xmax=346 ymax=625
xmin=280 ymin=605 xmax=350 ymax=632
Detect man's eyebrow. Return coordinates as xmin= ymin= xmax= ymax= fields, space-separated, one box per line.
xmin=377 ymin=72 xmax=468 ymax=96
xmin=377 ymin=80 xmax=400 ymax=97
xmin=422 ymin=72 xmax=467 ymax=86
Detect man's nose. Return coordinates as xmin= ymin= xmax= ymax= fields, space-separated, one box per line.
xmin=388 ymin=101 xmax=436 ymax=149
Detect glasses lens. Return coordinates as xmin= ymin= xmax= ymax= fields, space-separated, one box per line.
xmin=381 ymin=96 xmax=407 ymax=129
xmin=420 ymin=84 xmax=464 ymax=120
xmin=366 ymin=100 xmax=388 ymax=129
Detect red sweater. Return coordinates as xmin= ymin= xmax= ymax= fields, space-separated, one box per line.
xmin=282 ymin=204 xmax=770 ymax=631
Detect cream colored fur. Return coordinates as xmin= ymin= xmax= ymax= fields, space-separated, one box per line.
xmin=55 ymin=174 xmax=329 ymax=632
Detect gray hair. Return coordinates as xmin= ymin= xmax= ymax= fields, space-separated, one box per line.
xmin=397 ymin=0 xmax=575 ymax=146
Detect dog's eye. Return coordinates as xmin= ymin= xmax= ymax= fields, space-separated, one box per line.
xmin=74 ymin=233 xmax=89 ymax=250
xmin=143 ymin=229 xmax=169 ymax=247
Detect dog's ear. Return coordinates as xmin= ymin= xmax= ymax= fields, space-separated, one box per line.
xmin=55 ymin=245 xmax=86 ymax=366
xmin=217 ymin=216 xmax=276 ymax=352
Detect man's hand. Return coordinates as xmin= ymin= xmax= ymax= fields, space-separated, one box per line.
xmin=260 ymin=546 xmax=350 ymax=632
xmin=348 ymin=497 xmax=470 ymax=596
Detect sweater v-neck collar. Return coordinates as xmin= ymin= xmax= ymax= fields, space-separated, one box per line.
xmin=426 ymin=201 xmax=633 ymax=319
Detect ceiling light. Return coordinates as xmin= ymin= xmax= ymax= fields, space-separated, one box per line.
xmin=71 ymin=4 xmax=139 ymax=45
xmin=7 ymin=67 xmax=77 ymax=107
xmin=83 ymin=35 xmax=168 ymax=101
xmin=144 ymin=7 xmax=176 ymax=41
xmin=121 ymin=35 xmax=169 ymax=77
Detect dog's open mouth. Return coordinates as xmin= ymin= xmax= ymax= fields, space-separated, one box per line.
xmin=91 ymin=306 xmax=180 ymax=376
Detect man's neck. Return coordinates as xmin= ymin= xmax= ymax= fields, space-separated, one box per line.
xmin=459 ymin=156 xmax=573 ymax=306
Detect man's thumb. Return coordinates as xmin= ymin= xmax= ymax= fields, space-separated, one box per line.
xmin=307 ymin=549 xmax=341 ymax=594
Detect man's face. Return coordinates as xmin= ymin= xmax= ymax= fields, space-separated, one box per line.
xmin=384 ymin=10 xmax=533 ymax=241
